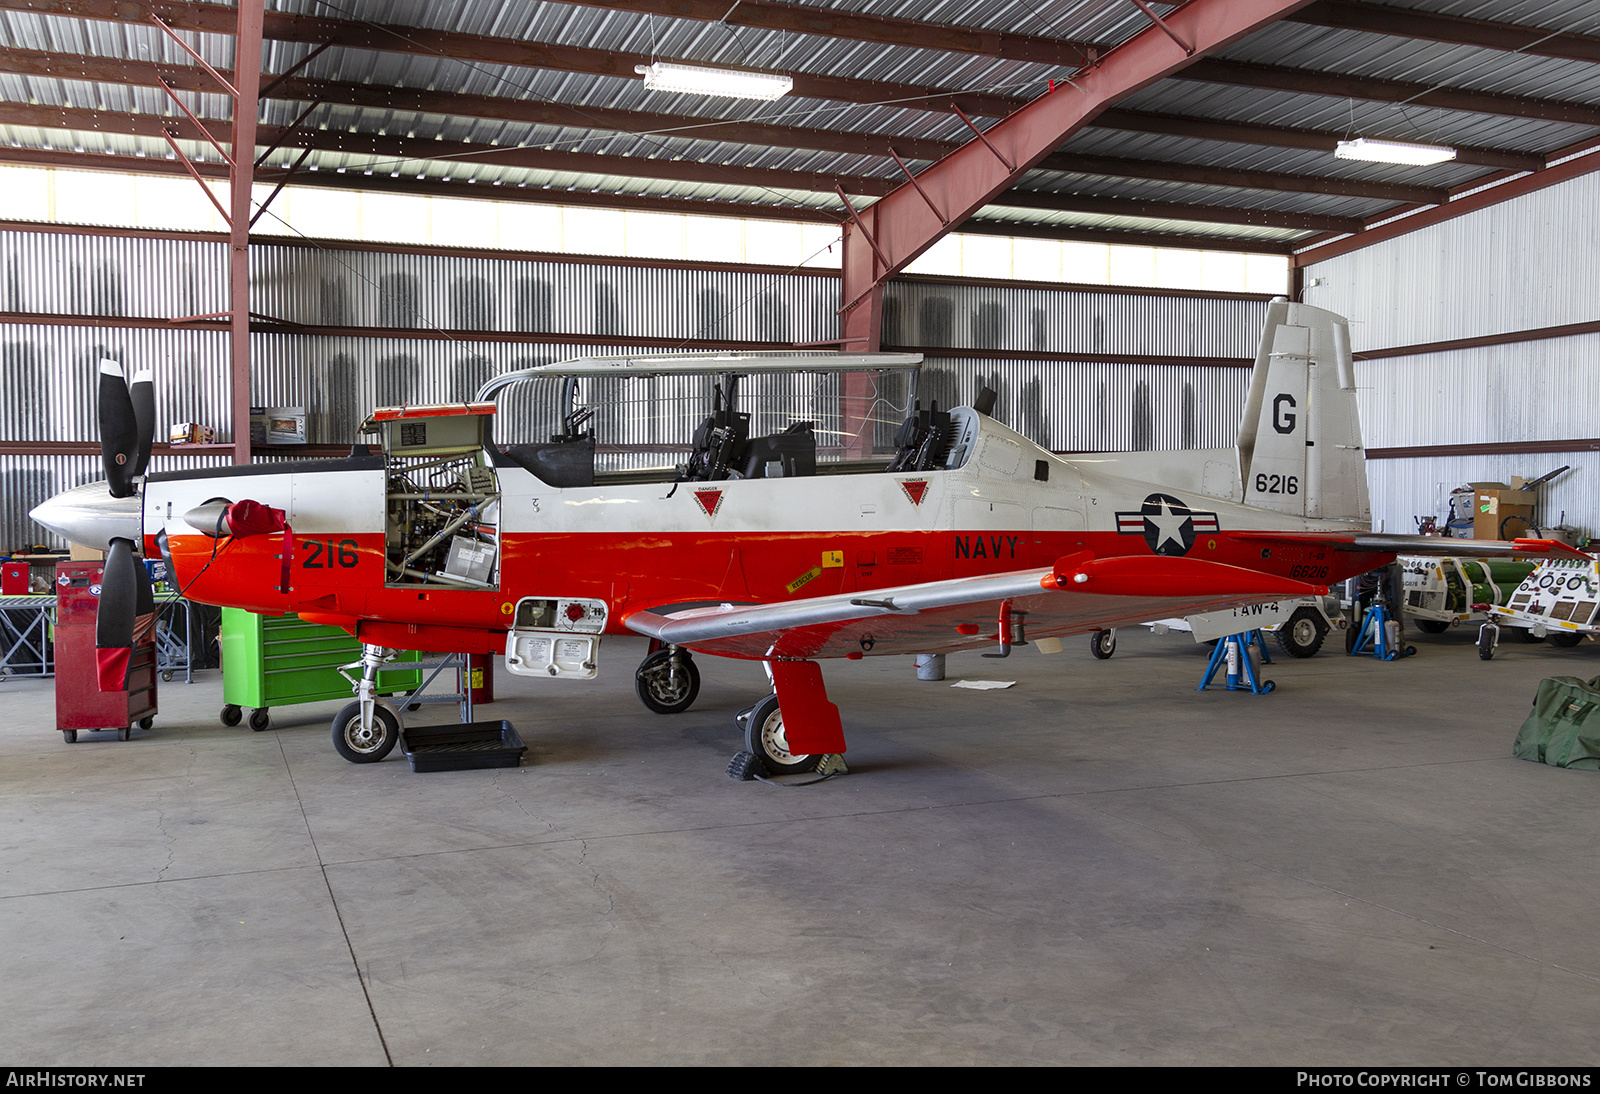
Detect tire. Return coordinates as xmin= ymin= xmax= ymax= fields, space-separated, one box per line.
xmin=1479 ymin=628 xmax=1495 ymax=661
xmin=1521 ymin=628 xmax=1545 ymax=643
xmin=161 ymin=671 xmax=173 ymax=682
xmin=331 ymin=702 xmax=400 ymax=764
xmin=138 ymin=716 xmax=154 ymax=731
xmin=635 ymin=649 xmax=700 ymax=714
xmin=743 ymin=693 xmax=820 ymax=775
xmin=1416 ymin=619 xmax=1449 ymax=634
xmin=220 ymin=705 xmax=242 ymax=727
xmin=248 ymin=708 xmax=271 ymax=732
xmin=62 ymin=729 xmax=76 ymax=744
xmin=1547 ymin=632 xmax=1583 ymax=648
xmin=1088 ymin=629 xmax=1116 ymax=659
xmin=1345 ymin=620 xmax=1360 ymax=654
xmin=1274 ymin=607 xmax=1328 ymax=658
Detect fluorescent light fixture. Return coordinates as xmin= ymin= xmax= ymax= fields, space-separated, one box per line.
xmin=635 ymin=62 xmax=792 ymax=101
xmin=1335 ymin=138 xmax=1457 ymax=166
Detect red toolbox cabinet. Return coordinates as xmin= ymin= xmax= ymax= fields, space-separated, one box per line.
xmin=54 ymin=560 xmax=156 ymax=742
xmin=2 ymin=560 xmax=29 ymax=596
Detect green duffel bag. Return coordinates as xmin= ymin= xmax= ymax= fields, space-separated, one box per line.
xmin=1514 ymin=675 xmax=1600 ymax=769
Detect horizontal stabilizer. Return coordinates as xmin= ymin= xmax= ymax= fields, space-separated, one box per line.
xmin=1049 ymin=554 xmax=1327 ymax=598
xmin=1227 ymin=531 xmax=1589 ymax=561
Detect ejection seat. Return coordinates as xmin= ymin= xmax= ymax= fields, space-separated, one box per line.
xmin=490 ymin=407 xmax=597 ymax=488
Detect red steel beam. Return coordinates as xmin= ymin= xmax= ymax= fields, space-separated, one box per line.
xmin=0 ymin=103 xmax=1356 ymax=233
xmin=0 ymin=45 xmax=1545 ymax=176
xmin=16 ymin=0 xmax=1600 ymax=129
xmin=839 ymin=0 xmax=1317 ymax=350
xmin=1293 ymin=142 xmax=1600 ymax=265
xmin=229 ymin=0 xmax=263 ymax=466
xmin=553 ymin=0 xmax=1095 ymax=68
xmin=1289 ymin=1 xmax=1600 ymax=65
xmin=1182 ymin=58 xmax=1600 ymax=127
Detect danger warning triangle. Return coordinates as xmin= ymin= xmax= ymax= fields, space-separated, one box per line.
xmin=900 ymin=480 xmax=929 ymax=506
xmin=694 ymin=489 xmax=723 ymax=517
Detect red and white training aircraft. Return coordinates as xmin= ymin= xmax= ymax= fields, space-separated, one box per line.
xmin=33 ymin=301 xmax=1581 ymax=770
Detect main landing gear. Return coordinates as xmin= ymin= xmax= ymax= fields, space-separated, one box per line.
xmin=728 ymin=660 xmax=848 ymax=783
xmin=738 ymin=693 xmax=820 ymax=774
xmin=634 ymin=645 xmax=700 ymax=714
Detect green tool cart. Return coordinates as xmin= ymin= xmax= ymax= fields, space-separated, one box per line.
xmin=219 ymin=609 xmax=421 ymax=731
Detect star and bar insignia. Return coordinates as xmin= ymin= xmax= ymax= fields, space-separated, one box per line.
xmin=1114 ymin=493 xmax=1220 ymax=557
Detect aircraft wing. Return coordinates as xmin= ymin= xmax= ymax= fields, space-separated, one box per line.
xmin=1224 ymin=531 xmax=1590 ymax=561
xmin=624 ymin=553 xmax=1328 ymax=660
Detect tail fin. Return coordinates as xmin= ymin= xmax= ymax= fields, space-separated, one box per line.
xmin=1236 ymin=300 xmax=1369 ymax=524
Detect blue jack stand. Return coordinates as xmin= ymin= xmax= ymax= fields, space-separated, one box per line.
xmin=1198 ymin=630 xmax=1276 ymax=694
xmin=1348 ymin=603 xmax=1417 ymax=660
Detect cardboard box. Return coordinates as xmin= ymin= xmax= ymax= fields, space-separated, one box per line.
xmin=250 ymin=406 xmax=307 ymax=445
xmin=68 ymin=542 xmax=105 ymax=561
xmin=1469 ymin=481 xmax=1537 ymax=540
xmin=169 ymin=422 xmax=216 ymax=445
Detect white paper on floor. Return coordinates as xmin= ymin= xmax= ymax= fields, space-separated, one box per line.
xmin=950 ymin=680 xmax=1016 ymax=690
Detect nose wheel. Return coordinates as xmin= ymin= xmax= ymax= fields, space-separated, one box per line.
xmin=331 ymin=701 xmax=400 ymax=763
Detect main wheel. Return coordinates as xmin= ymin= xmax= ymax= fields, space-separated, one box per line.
xmin=248 ymin=708 xmax=271 ymax=732
xmin=220 ymin=705 xmax=242 ymax=727
xmin=331 ymin=702 xmax=400 ymax=764
xmin=1416 ymin=619 xmax=1450 ymax=634
xmin=1547 ymin=632 xmax=1583 ymax=648
xmin=1088 ymin=629 xmax=1116 ymax=659
xmin=1274 ymin=607 xmax=1328 ymax=658
xmin=743 ymin=694 xmax=820 ymax=775
xmin=635 ymin=649 xmax=700 ymax=714
xmin=1479 ymin=628 xmax=1496 ymax=661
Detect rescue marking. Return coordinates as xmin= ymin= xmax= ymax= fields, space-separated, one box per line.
xmin=787 ymin=566 xmax=823 ymax=593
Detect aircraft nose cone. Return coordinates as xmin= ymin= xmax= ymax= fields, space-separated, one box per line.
xmin=29 ymin=481 xmax=142 ymax=551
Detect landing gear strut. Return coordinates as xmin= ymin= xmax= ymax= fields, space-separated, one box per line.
xmin=332 ymin=644 xmax=404 ymax=763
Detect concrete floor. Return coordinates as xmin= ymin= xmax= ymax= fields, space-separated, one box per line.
xmin=3 ymin=626 xmax=1598 ymax=1065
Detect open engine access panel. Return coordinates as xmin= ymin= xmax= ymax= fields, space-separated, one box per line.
xmin=370 ymin=403 xmax=501 ymax=591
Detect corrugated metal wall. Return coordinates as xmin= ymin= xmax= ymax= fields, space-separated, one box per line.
xmin=1304 ymin=171 xmax=1600 ymax=536
xmin=914 ymin=356 xmax=1249 ymax=454
xmin=3 ymin=227 xmax=1271 ymax=548
xmin=883 ymin=279 xmax=1266 ymax=358
xmin=1303 ymin=171 xmax=1600 ymax=353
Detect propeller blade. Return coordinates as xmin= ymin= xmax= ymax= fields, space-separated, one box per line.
xmin=97 ymin=359 xmax=138 ymax=498
xmin=130 ymin=365 xmax=155 ymax=478
xmin=96 ymin=537 xmax=136 ymax=690
xmin=96 ymin=538 xmax=156 ymax=691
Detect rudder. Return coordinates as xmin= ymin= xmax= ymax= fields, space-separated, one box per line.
xmin=1236 ymin=301 xmax=1368 ymax=523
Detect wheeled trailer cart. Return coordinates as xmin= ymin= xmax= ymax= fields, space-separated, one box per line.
xmin=219 ymin=608 xmax=420 ymax=731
